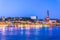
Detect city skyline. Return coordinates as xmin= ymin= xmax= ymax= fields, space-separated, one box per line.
xmin=0 ymin=10 xmax=60 ymax=20
xmin=0 ymin=0 xmax=60 ymax=19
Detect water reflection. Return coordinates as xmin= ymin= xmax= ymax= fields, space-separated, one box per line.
xmin=0 ymin=26 xmax=60 ymax=40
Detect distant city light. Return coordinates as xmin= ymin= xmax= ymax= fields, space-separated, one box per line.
xmin=30 ymin=16 xmax=37 ymax=20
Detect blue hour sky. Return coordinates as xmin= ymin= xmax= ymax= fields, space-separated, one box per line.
xmin=0 ymin=0 xmax=60 ymax=19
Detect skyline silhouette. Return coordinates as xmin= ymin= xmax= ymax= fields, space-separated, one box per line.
xmin=0 ymin=0 xmax=60 ymax=19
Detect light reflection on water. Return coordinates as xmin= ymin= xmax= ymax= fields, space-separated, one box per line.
xmin=0 ymin=26 xmax=60 ymax=40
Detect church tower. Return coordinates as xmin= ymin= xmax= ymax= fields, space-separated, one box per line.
xmin=1 ymin=16 xmax=5 ymax=21
xmin=45 ymin=10 xmax=50 ymax=21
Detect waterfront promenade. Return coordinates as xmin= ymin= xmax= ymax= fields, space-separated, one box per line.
xmin=0 ymin=21 xmax=60 ymax=28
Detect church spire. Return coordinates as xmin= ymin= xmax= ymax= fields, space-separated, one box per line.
xmin=46 ymin=10 xmax=49 ymax=18
xmin=45 ymin=10 xmax=50 ymax=21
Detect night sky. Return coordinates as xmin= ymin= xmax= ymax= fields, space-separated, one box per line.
xmin=0 ymin=0 xmax=60 ymax=19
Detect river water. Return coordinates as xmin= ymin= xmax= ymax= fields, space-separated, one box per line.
xmin=0 ymin=26 xmax=60 ymax=40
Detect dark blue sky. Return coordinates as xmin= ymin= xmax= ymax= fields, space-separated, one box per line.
xmin=0 ymin=0 xmax=60 ymax=19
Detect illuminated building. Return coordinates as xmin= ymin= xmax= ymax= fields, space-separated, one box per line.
xmin=30 ymin=16 xmax=38 ymax=22
xmin=1 ymin=16 xmax=5 ymax=21
xmin=45 ymin=10 xmax=50 ymax=21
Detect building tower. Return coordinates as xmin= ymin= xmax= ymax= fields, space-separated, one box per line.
xmin=45 ymin=10 xmax=50 ymax=21
xmin=1 ymin=16 xmax=5 ymax=21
